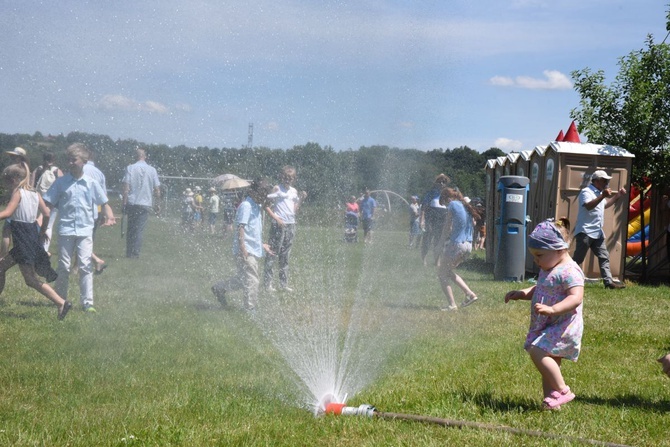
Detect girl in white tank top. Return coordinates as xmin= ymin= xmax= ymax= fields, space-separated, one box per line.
xmin=0 ymin=163 xmax=71 ymax=320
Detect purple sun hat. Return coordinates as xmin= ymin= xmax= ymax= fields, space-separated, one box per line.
xmin=528 ymin=219 xmax=569 ymax=251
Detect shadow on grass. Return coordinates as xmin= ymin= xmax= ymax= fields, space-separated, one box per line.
xmin=384 ymin=302 xmax=443 ymax=311
xmin=18 ymin=300 xmax=52 ymax=308
xmin=460 ymin=257 xmax=494 ymax=275
xmin=458 ymin=390 xmax=536 ymax=412
xmin=577 ymin=393 xmax=670 ymax=411
xmin=461 ymin=390 xmax=670 ymax=413
xmin=0 ymin=310 xmax=31 ymax=319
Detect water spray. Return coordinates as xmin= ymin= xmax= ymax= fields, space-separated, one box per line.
xmin=319 ymin=394 xmax=632 ymax=447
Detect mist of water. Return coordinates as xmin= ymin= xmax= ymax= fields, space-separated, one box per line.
xmin=250 ymin=224 xmax=418 ymax=414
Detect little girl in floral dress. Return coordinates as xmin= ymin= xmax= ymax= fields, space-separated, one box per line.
xmin=505 ymin=218 xmax=584 ymax=410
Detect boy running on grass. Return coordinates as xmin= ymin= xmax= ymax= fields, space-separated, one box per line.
xmin=43 ymin=143 xmax=116 ymax=313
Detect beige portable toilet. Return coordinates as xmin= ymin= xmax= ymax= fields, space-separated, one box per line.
xmin=484 ymin=158 xmax=501 ymax=263
xmin=515 ymin=150 xmax=532 ymax=179
xmin=539 ymin=141 xmax=634 ymax=281
xmin=484 ymin=158 xmax=498 ymax=262
xmin=525 ymin=146 xmax=548 ymax=275
xmin=506 ymin=152 xmax=520 ymax=176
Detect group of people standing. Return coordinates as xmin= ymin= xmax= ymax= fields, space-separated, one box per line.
xmin=0 ymin=144 xmax=161 ymax=319
xmin=344 ymin=189 xmax=378 ymax=245
xmin=181 ymin=186 xmax=236 ymax=236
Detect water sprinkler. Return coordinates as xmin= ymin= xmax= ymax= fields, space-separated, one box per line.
xmin=324 ymin=402 xmax=376 ymax=417
xmin=320 ymin=399 xmax=632 ymax=447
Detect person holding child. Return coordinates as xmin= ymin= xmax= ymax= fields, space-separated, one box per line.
xmin=0 ymin=163 xmax=71 ymax=320
xmin=505 ymin=218 xmax=584 ymax=410
xmin=43 ymin=143 xmax=116 ymax=313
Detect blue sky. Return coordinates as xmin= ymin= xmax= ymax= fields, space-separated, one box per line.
xmin=0 ymin=1 xmax=666 ymax=152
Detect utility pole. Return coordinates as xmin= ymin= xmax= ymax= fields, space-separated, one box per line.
xmin=247 ymin=122 xmax=253 ymax=149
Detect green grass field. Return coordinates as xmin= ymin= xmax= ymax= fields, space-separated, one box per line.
xmin=1 ymin=217 xmax=670 ymax=446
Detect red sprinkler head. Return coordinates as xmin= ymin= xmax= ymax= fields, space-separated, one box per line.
xmin=325 ymin=402 xmax=347 ymax=415
xmin=325 ymin=403 xmax=376 ymax=417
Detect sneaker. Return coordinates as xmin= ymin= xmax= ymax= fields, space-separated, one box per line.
xmin=605 ymin=282 xmax=625 ymax=289
xmin=543 ymin=387 xmax=575 ymax=410
xmin=440 ymin=305 xmax=458 ymax=312
xmin=461 ymin=294 xmax=479 ymax=308
xmin=266 ymin=285 xmax=277 ymax=293
xmin=281 ymin=286 xmax=294 ymax=293
xmin=84 ymin=306 xmax=97 ymax=313
xmin=58 ymin=301 xmax=72 ymax=320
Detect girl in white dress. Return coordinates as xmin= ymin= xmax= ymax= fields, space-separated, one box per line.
xmin=0 ymin=163 xmax=70 ymax=320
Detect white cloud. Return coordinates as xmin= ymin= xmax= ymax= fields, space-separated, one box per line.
xmin=494 ymin=137 xmax=523 ymax=151
xmin=489 ymin=70 xmax=572 ymax=90
xmin=93 ymin=94 xmax=171 ymax=114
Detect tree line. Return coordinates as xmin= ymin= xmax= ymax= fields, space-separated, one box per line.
xmin=0 ymin=131 xmax=503 ymax=207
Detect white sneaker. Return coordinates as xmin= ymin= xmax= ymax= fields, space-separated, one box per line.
xmin=266 ymin=285 xmax=277 ymax=293
xmin=281 ymin=286 xmax=294 ymax=293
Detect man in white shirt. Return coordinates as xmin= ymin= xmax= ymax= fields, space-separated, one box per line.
xmin=572 ymin=170 xmax=627 ymax=289
xmin=122 ymin=148 xmax=161 ymax=258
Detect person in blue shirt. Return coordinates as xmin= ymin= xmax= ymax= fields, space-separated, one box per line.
xmin=43 ymin=143 xmax=116 ymax=313
xmin=122 ymin=148 xmax=161 ymax=259
xmin=211 ymin=179 xmax=273 ymax=311
xmin=359 ymin=188 xmax=377 ymax=244
xmin=435 ymin=187 xmax=480 ymax=311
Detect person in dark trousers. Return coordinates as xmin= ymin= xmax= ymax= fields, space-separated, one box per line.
xmin=121 ymin=148 xmax=161 ymax=258
xmin=572 ymin=170 xmax=626 ymax=289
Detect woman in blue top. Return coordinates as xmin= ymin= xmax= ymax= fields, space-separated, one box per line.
xmin=436 ymin=187 xmax=480 ymax=311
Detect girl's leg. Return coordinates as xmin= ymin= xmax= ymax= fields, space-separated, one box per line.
xmin=18 ymin=264 xmax=65 ymax=307
xmin=0 ymin=223 xmax=11 ymax=258
xmin=452 ymin=271 xmax=475 ymax=298
xmin=437 ymin=263 xmax=457 ymax=309
xmin=527 ymin=345 xmax=567 ymax=397
xmin=0 ymin=255 xmax=17 ymax=295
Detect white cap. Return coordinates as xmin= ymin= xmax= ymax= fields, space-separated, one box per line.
xmin=463 ymin=196 xmax=471 ymax=204
xmin=591 ymin=170 xmax=612 ymax=180
xmin=5 ymin=147 xmax=27 ymax=158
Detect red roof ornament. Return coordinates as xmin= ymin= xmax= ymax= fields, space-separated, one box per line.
xmin=563 ymin=121 xmax=581 ymax=143
xmin=555 ymin=130 xmax=565 ymax=141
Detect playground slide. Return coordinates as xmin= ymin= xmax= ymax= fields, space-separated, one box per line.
xmin=626 ymin=240 xmax=649 ymax=257
xmin=627 ymin=207 xmax=651 ymax=239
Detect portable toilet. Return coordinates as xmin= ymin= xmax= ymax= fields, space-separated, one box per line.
xmin=525 ymin=145 xmax=548 ymax=275
xmin=484 ymin=158 xmax=498 ymax=263
xmin=539 ymin=141 xmax=634 ymax=281
xmin=515 ymin=150 xmax=532 ymax=179
xmin=495 ymin=176 xmax=530 ymax=281
xmin=506 ymin=152 xmax=520 ymax=176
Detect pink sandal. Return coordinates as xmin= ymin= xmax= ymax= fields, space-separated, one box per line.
xmin=542 ymin=387 xmax=575 ymax=410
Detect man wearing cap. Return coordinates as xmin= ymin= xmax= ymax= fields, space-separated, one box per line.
xmin=572 ymin=170 xmax=627 ymax=289
xmin=121 ymin=148 xmax=161 ymax=258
